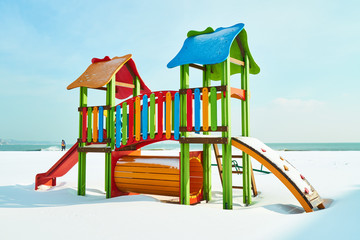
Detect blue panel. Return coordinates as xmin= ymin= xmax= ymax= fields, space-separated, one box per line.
xmin=99 ymin=106 xmax=103 ymax=143
xmin=174 ymin=92 xmax=180 ymax=140
xmin=167 ymin=23 xmax=244 ymax=68
xmin=116 ymin=105 xmax=121 ymax=148
xmin=142 ymin=95 xmax=148 ymax=140
xmin=194 ymin=88 xmax=201 ymax=132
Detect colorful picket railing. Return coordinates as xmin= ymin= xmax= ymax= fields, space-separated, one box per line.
xmin=79 ymin=105 xmax=109 ymax=144
xmin=79 ymin=86 xmax=233 ymax=149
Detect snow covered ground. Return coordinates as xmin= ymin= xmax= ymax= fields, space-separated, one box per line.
xmin=0 ymin=149 xmax=359 ymax=239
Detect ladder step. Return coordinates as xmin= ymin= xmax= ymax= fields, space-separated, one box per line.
xmin=216 ymin=155 xmax=243 ymax=158
xmin=78 ymin=146 xmax=111 ymax=153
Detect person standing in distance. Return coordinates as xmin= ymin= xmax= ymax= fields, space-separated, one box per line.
xmin=61 ymin=140 xmax=66 ymax=151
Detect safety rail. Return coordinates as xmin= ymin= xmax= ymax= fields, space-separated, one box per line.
xmin=78 ymin=105 xmax=111 ymax=144
xmin=78 ymin=86 xmax=241 ymax=150
xmin=115 ymin=90 xmax=178 ymax=150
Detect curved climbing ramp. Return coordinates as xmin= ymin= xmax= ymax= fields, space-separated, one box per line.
xmin=231 ymin=137 xmax=325 ymax=213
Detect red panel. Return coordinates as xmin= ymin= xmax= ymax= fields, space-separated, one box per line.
xmin=115 ymin=58 xmax=152 ymax=100
xmin=128 ymin=99 xmax=134 ymax=144
xmin=157 ymin=92 xmax=164 ymax=139
xmin=186 ymin=89 xmax=193 ymax=131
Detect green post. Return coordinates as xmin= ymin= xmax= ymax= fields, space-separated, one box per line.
xmin=221 ymin=59 xmax=232 ymax=209
xmin=105 ymin=76 xmax=115 ymax=198
xmin=133 ymin=76 xmax=140 ymax=97
xmin=241 ymin=54 xmax=252 ymax=205
xmin=202 ymin=65 xmax=212 ymax=201
xmin=78 ymin=87 xmax=87 ymax=196
xmin=180 ymin=64 xmax=190 ymax=205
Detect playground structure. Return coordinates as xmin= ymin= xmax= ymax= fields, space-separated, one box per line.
xmin=35 ymin=23 xmax=325 ymax=212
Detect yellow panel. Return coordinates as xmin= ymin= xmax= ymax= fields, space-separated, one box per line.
xmin=67 ymin=54 xmax=132 ymax=90
xmin=93 ymin=107 xmax=98 ymax=142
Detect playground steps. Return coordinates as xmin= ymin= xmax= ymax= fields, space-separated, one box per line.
xmin=213 ymin=144 xmax=258 ymax=196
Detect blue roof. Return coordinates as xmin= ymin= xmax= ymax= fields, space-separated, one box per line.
xmin=167 ymin=23 xmax=245 ymax=68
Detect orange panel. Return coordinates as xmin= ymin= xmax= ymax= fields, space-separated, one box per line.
xmin=135 ymin=96 xmax=141 ymax=141
xmin=67 ymin=54 xmax=132 ymax=90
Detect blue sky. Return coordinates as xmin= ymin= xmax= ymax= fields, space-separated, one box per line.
xmin=0 ymin=0 xmax=359 ymax=143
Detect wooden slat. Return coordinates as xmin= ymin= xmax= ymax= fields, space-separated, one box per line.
xmin=113 ymin=171 xmax=180 ymax=181
xmin=115 ymin=81 xmax=135 ymax=88
xmin=78 ymin=105 xmax=111 ymax=111
xmin=236 ymin=36 xmax=245 ymax=58
xmin=78 ymin=147 xmax=111 ymax=153
xmin=174 ymin=92 xmax=180 ymax=140
xmin=116 ymin=185 xmax=179 ymax=197
xmin=135 ymin=96 xmax=141 ymax=141
xmin=93 ymin=107 xmax=98 ymax=142
xmin=186 ymin=89 xmax=193 ymax=131
xmin=121 ymin=102 xmax=127 ymax=145
xmin=189 ymin=63 xmax=206 ymax=71
xmin=124 ymin=62 xmax=136 ymax=80
xmin=213 ymin=144 xmax=223 ymax=185
xmin=229 ymin=57 xmax=245 ymax=66
xmin=150 ymin=93 xmax=156 ymax=139
xmin=166 ymin=92 xmax=172 ymax=139
xmin=115 ymin=166 xmax=179 ymax=175
xmin=216 ymin=155 xmax=242 ymax=158
xmin=114 ymin=177 xmax=179 ymax=187
xmin=118 ymin=155 xmax=179 ymax=159
xmin=116 ymin=161 xmax=177 ymax=168
xmin=142 ymin=95 xmax=148 ymax=140
xmin=194 ymin=88 xmax=201 ymax=132
xmin=179 ymin=85 xmax=226 ymax=95
xmin=95 ymin=87 xmax=107 ymax=91
xmin=179 ymin=126 xmax=228 ymax=132
xmin=128 ymin=99 xmax=134 ymax=143
xmin=180 ymin=137 xmax=227 ymax=144
xmin=202 ymin=87 xmax=209 ymax=131
xmin=157 ymin=92 xmax=163 ymax=138
xmin=117 ymin=187 xmax=179 ymax=197
xmin=210 ymin=87 xmax=217 ymax=131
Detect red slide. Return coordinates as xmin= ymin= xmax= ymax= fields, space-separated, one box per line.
xmin=35 ymin=143 xmax=79 ymax=190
